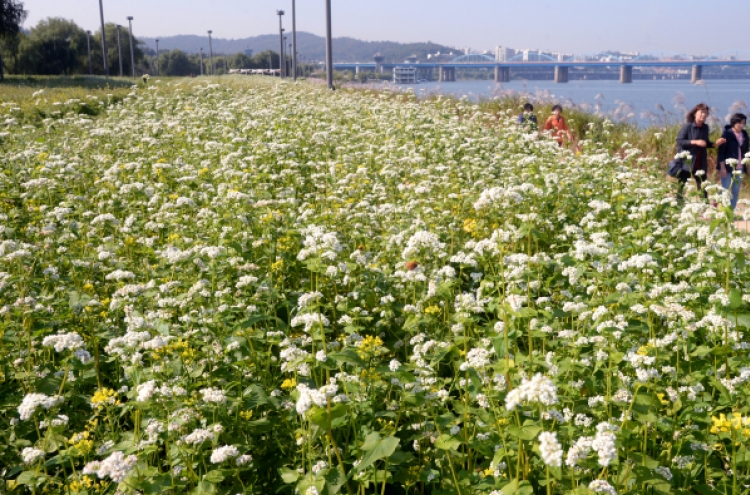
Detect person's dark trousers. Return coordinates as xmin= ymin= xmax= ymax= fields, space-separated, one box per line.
xmin=677 ymin=170 xmax=708 ymax=203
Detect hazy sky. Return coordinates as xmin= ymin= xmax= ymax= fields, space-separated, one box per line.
xmin=22 ymin=0 xmax=750 ymax=56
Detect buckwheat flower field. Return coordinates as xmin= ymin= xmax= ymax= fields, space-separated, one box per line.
xmin=1 ymin=78 xmax=749 ymax=495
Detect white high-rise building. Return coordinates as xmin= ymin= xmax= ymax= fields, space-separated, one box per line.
xmin=495 ymin=46 xmax=515 ymax=61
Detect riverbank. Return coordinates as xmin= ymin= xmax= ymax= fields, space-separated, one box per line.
xmin=336 ymin=78 xmax=750 ymax=203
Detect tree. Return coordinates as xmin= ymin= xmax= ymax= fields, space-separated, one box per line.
xmin=0 ymin=0 xmax=26 ymax=79
xmin=160 ymin=49 xmax=198 ymax=76
xmin=14 ymin=18 xmax=86 ymax=75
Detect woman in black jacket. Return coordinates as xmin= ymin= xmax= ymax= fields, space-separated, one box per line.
xmin=717 ymin=113 xmax=748 ymax=210
xmin=675 ymin=103 xmax=726 ymax=201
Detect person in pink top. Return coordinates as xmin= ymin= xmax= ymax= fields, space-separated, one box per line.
xmin=717 ymin=113 xmax=749 ymax=210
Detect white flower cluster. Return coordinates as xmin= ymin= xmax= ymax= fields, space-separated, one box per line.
xmin=538 ymin=431 xmax=563 ymax=467
xmin=564 ymin=422 xmax=618 ymax=467
xmin=18 ymin=393 xmax=64 ymax=420
xmin=83 ymin=451 xmax=138 ymax=482
xmin=505 ymin=373 xmax=558 ymax=410
xmin=401 ymin=230 xmax=446 ymax=260
xmin=295 ymin=380 xmax=339 ymax=415
xmin=182 ymin=428 xmax=215 ymax=445
xmin=290 ymin=313 xmax=330 ymax=333
xmin=588 ymin=480 xmax=617 ymax=495
xmin=200 ymin=387 xmax=227 ymax=404
xmin=21 ymin=447 xmax=46 ymax=464
xmin=297 ymin=225 xmax=342 ymax=261
xmin=105 ymin=269 xmax=136 ymax=281
xmin=42 ymin=331 xmax=84 ymax=352
xmin=210 ymin=445 xmax=239 ymax=463
xmin=460 ymin=347 xmax=492 ymax=371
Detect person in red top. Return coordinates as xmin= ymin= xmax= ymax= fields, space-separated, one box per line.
xmin=543 ymin=105 xmax=571 ymax=146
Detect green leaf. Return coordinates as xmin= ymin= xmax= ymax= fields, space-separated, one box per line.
xmin=324 ymin=468 xmax=345 ymax=495
xmin=239 ymin=314 xmax=280 ymax=329
xmin=694 ymin=485 xmax=723 ymax=495
xmin=500 ymin=479 xmax=534 ymax=495
xmin=330 ymin=349 xmax=367 ymax=368
xmin=507 ymin=425 xmax=541 ymax=441
xmin=730 ymin=289 xmax=743 ymax=309
xmin=435 ymin=434 xmax=461 ymax=451
xmin=15 ymin=471 xmax=47 ymax=486
xmin=242 ymin=383 xmax=270 ymax=409
xmin=280 ymin=467 xmax=300 ymax=484
xmin=203 ymin=470 xmax=225 ymax=483
xmin=351 ymin=433 xmax=400 ymax=476
xmin=190 ymin=481 xmax=216 ymax=495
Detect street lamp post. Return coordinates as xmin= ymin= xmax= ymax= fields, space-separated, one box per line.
xmin=127 ymin=16 xmax=135 ymax=78
xmin=291 ymin=0 xmax=297 ymax=80
xmin=288 ymin=42 xmax=292 ymax=77
xmin=207 ymin=30 xmax=214 ymax=76
xmin=155 ymin=39 xmax=159 ymax=75
xmin=86 ymin=30 xmax=93 ymax=75
xmin=276 ymin=10 xmax=284 ymax=78
xmin=200 ymin=47 xmax=204 ymax=76
xmin=325 ymin=0 xmax=334 ymax=89
xmin=116 ymin=25 xmax=123 ymax=76
xmin=98 ymin=0 xmax=109 ymax=76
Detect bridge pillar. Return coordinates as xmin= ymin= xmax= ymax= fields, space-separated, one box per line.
xmin=438 ymin=65 xmax=444 ymax=82
xmin=355 ymin=66 xmax=360 ymax=75
xmin=554 ymin=66 xmax=568 ymax=83
xmin=619 ymin=65 xmax=632 ymax=83
xmin=691 ymin=65 xmax=703 ymax=83
xmin=494 ymin=66 xmax=510 ymax=83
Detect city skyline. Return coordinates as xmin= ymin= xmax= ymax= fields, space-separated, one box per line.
xmin=22 ymin=0 xmax=750 ymax=57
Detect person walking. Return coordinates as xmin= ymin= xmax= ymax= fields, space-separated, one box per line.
xmin=518 ymin=103 xmax=538 ymax=131
xmin=675 ymin=103 xmax=726 ymax=201
xmin=543 ymin=105 xmax=570 ymax=146
xmin=717 ymin=112 xmax=748 ymax=210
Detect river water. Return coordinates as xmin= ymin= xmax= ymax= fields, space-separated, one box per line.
xmin=387 ymin=79 xmax=750 ymax=128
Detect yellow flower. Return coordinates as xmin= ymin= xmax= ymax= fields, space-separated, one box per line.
xmin=281 ymin=378 xmax=297 ymax=390
xmin=239 ymin=410 xmax=254 ymax=420
xmin=463 ymin=218 xmax=477 ymax=233
xmin=424 ymin=305 xmax=441 ymax=315
xmin=91 ymin=388 xmax=118 ymax=409
xmin=271 ymin=259 xmax=284 ymax=273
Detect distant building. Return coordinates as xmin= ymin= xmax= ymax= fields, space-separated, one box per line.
xmin=495 ymin=46 xmax=515 ymax=61
xmin=393 ymin=66 xmax=417 ymax=84
xmin=244 ymin=49 xmax=253 ymax=57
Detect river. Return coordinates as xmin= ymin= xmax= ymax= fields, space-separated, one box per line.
xmin=384 ymin=79 xmax=750 ymax=128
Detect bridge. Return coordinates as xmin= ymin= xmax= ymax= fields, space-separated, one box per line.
xmin=333 ymin=50 xmax=750 ymax=83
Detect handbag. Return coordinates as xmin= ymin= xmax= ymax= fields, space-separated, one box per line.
xmin=667 ymin=159 xmax=683 ymax=178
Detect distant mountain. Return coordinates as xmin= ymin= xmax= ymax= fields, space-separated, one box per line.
xmin=140 ymin=32 xmax=458 ymax=63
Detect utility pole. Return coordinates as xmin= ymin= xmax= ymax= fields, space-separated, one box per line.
xmin=276 ymin=10 xmax=285 ymax=78
xmin=127 ymin=16 xmax=135 ymax=77
xmin=155 ymin=39 xmax=159 ymax=75
xmin=86 ymin=30 xmax=93 ymax=75
xmin=291 ymin=0 xmax=297 ymax=80
xmin=98 ymin=0 xmax=109 ymax=76
xmin=200 ymin=47 xmax=204 ymax=75
xmin=116 ymin=25 xmax=123 ymax=76
xmin=325 ymin=0 xmax=334 ymax=89
xmin=208 ymin=30 xmax=214 ymax=75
